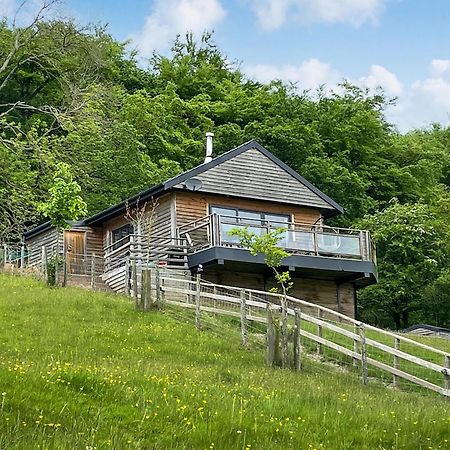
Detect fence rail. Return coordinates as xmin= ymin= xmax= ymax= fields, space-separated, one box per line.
xmin=155 ymin=272 xmax=449 ymax=397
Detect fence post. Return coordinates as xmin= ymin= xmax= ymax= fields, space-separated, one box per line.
xmin=41 ymin=246 xmax=48 ymax=282
xmin=62 ymin=250 xmax=67 ymax=287
xmin=91 ymin=254 xmax=96 ymax=289
xmin=393 ymin=337 xmax=400 ymax=388
xmin=294 ymin=308 xmax=302 ymax=371
xmin=195 ymin=272 xmax=201 ymax=330
xmin=444 ymin=355 xmax=450 ymax=394
xmin=359 ymin=323 xmax=368 ymax=385
xmin=132 ymin=259 xmax=138 ymax=309
xmin=155 ymin=267 xmax=162 ymax=309
xmin=141 ymin=268 xmax=152 ymax=311
xmin=20 ymin=245 xmax=25 ymax=268
xmin=240 ymin=289 xmax=248 ymax=346
xmin=124 ymin=257 xmax=130 ymax=296
xmin=280 ymin=295 xmax=288 ymax=369
xmin=353 ymin=323 xmax=359 ymax=367
xmin=2 ymin=243 xmax=7 ymax=266
xmin=266 ymin=304 xmax=276 ymax=367
xmin=317 ymin=309 xmax=323 ymax=356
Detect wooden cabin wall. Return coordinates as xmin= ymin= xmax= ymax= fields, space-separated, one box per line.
xmin=203 ymin=269 xmax=355 ymax=318
xmin=26 ymin=228 xmax=60 ymax=266
xmin=175 ymin=191 xmax=322 ymax=228
xmin=103 ymin=194 xmax=175 ymax=248
xmin=84 ymin=227 xmax=103 ymax=256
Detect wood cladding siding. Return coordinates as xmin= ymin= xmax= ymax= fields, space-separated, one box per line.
xmin=203 ymin=269 xmax=355 ymax=318
xmin=174 ymin=147 xmax=332 ymax=210
xmin=85 ymin=227 xmax=103 ymax=256
xmin=152 ymin=194 xmax=172 ymax=237
xmin=27 ymin=228 xmax=60 ymax=266
xmin=175 ymin=192 xmax=321 ymax=228
xmin=104 ymin=194 xmax=174 ymax=243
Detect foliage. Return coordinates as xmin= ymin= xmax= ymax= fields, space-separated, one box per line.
xmin=1 ymin=7 xmax=450 ymax=327
xmin=0 ymin=274 xmax=449 ymax=449
xmin=357 ymin=200 xmax=450 ymax=329
xmin=38 ymin=162 xmax=87 ymax=229
xmin=229 ymin=227 xmax=293 ymax=295
xmin=46 ymin=254 xmax=63 ymax=286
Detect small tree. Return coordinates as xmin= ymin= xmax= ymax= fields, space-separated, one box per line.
xmin=228 ymin=227 xmax=292 ymax=296
xmin=38 ymin=162 xmax=87 ymax=229
xmin=229 ymin=226 xmax=293 ymax=367
xmin=38 ymin=162 xmax=87 ymax=284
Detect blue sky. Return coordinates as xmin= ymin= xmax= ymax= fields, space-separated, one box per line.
xmin=4 ymin=0 xmax=450 ymax=131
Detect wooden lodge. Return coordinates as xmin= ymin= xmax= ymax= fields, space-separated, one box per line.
xmin=23 ymin=139 xmax=378 ymax=317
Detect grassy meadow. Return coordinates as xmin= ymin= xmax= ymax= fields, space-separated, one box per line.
xmin=0 ymin=273 xmax=449 ymax=449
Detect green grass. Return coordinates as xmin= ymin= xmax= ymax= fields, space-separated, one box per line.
xmin=0 ymin=274 xmax=449 ymax=449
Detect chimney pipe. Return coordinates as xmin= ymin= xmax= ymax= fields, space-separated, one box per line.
xmin=205 ymin=132 xmax=214 ymax=163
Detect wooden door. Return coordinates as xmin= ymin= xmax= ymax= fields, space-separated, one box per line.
xmin=64 ymin=231 xmax=86 ymax=274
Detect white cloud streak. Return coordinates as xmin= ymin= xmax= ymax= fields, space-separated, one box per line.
xmin=132 ymin=0 xmax=226 ymax=57
xmin=249 ymin=0 xmax=386 ymax=30
xmin=245 ymin=59 xmax=450 ymax=132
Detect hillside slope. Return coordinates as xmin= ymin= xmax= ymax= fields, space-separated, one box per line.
xmin=0 ymin=274 xmax=448 ymax=450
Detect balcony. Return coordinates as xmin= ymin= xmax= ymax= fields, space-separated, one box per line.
xmin=177 ymin=214 xmax=377 ymax=286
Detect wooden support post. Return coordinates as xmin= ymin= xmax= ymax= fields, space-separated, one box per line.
xmin=132 ymin=259 xmax=138 ymax=308
xmin=20 ymin=245 xmax=25 ymax=268
xmin=293 ymin=308 xmax=302 ymax=371
xmin=90 ymin=254 xmax=96 ymax=289
xmin=2 ymin=243 xmax=7 ymax=266
xmin=124 ymin=257 xmax=130 ymax=296
xmin=444 ymin=355 xmax=450 ymax=394
xmin=62 ymin=249 xmax=67 ymax=287
xmin=359 ymin=323 xmax=368 ymax=385
xmin=195 ymin=273 xmax=201 ymax=330
xmin=317 ymin=309 xmax=323 ymax=356
xmin=393 ymin=337 xmax=400 ymax=388
xmin=155 ymin=267 xmax=161 ymax=309
xmin=353 ymin=323 xmax=359 ymax=367
xmin=141 ymin=269 xmax=152 ymax=311
xmin=240 ymin=289 xmax=248 ymax=346
xmin=280 ymin=295 xmax=288 ymax=368
xmin=266 ymin=304 xmax=276 ymax=367
xmin=41 ymin=246 xmax=48 ymax=282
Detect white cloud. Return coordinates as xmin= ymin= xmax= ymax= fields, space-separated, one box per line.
xmin=249 ymin=0 xmax=385 ymax=30
xmin=245 ymin=58 xmax=340 ymax=92
xmin=132 ymin=0 xmax=226 ymax=57
xmin=357 ymin=65 xmax=403 ymax=96
xmin=245 ymin=59 xmax=450 ymax=132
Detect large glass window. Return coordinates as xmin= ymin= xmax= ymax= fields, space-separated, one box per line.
xmin=111 ymin=223 xmax=134 ymax=250
xmin=210 ymin=206 xmax=290 ymax=244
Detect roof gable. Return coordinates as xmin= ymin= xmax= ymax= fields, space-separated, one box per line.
xmin=170 ymin=140 xmax=342 ymax=214
xmin=82 ymin=140 xmax=342 ymax=226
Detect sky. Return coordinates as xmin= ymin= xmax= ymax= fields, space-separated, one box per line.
xmin=2 ymin=0 xmax=450 ymax=132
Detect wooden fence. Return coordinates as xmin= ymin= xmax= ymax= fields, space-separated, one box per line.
xmin=136 ymin=269 xmax=450 ymax=398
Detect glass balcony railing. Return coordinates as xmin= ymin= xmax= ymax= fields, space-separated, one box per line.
xmin=177 ymin=214 xmax=376 ymax=263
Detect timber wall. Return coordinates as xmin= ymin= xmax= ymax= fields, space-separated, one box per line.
xmin=202 ymin=269 xmax=355 ymax=318
xmin=175 ymin=191 xmax=322 ymax=229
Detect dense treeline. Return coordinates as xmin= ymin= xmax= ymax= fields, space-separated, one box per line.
xmin=1 ymin=16 xmax=450 ymax=329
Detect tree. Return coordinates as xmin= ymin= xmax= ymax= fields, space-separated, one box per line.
xmin=357 ymin=200 xmax=450 ymax=329
xmin=228 ymin=227 xmax=292 ymax=296
xmin=38 ymin=162 xmax=86 ymax=229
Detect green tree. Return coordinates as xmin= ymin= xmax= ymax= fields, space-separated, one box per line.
xmin=357 ymin=200 xmax=450 ymax=329
xmin=38 ymin=162 xmax=87 ymax=229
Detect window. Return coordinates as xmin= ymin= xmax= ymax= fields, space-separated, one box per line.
xmin=111 ymin=223 xmax=134 ymax=250
xmin=210 ymin=206 xmax=290 ymax=244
